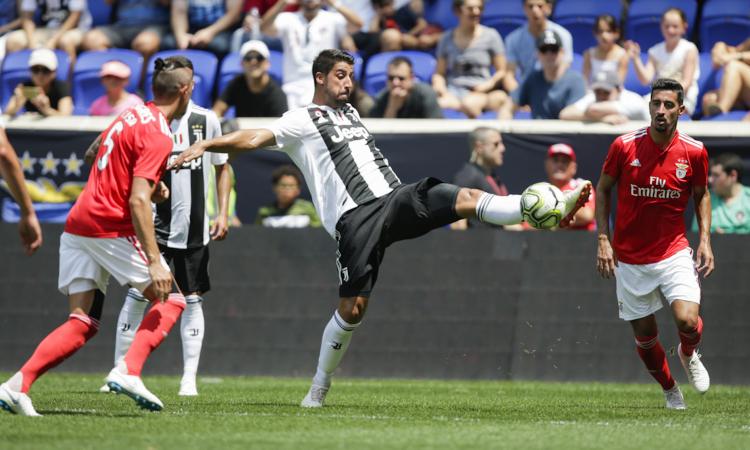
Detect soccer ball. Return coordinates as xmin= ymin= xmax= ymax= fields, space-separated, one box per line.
xmin=521 ymin=182 xmax=565 ymax=229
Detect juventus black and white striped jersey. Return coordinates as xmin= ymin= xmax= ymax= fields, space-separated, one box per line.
xmin=155 ymin=101 xmax=228 ymax=249
xmin=269 ymin=103 xmax=401 ymax=236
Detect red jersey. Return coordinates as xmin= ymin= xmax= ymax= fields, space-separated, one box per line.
xmin=65 ymin=103 xmax=173 ymax=238
xmin=602 ymin=127 xmax=708 ymax=264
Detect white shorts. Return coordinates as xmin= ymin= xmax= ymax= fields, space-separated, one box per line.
xmin=58 ymin=232 xmax=170 ymax=296
xmin=614 ymin=248 xmax=701 ymax=321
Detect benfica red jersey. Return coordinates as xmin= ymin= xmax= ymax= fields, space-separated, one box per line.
xmin=603 ymin=127 xmax=708 ymax=264
xmin=66 ymin=103 xmax=173 ymax=238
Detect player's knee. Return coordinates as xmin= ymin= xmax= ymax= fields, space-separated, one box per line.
xmin=454 ymin=187 xmax=482 ymax=211
xmin=675 ymin=314 xmax=699 ymax=332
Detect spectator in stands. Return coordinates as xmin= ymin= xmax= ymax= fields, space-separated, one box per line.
xmin=559 ymin=69 xmax=648 ymax=124
xmin=432 ymin=0 xmax=512 ymax=119
xmin=624 ymin=8 xmax=699 ymax=115
xmin=582 ymin=14 xmax=627 ymax=87
xmin=451 ymin=126 xmax=520 ymax=230
xmin=503 ymin=0 xmax=573 ymax=92
xmin=513 ymin=29 xmax=585 ymax=120
xmin=230 ymin=0 xmax=291 ymax=53
xmin=81 ymin=0 xmax=170 ymax=66
xmin=5 ymin=0 xmax=91 ymax=64
xmin=163 ymin=0 xmax=243 ymax=57
xmin=543 ymin=143 xmax=594 ymax=231
xmin=692 ymin=153 xmax=750 ymax=234
xmin=0 ymin=2 xmax=22 ymax=61
xmin=353 ymin=0 xmax=434 ymax=58
xmin=370 ymin=55 xmax=442 ymax=118
xmin=702 ymin=37 xmax=750 ymax=118
xmin=260 ymin=0 xmax=362 ymax=109
xmin=213 ymin=40 xmax=288 ymax=118
xmin=255 ymin=164 xmax=321 ymax=228
xmin=4 ymin=48 xmax=72 ymax=117
xmin=89 ymin=60 xmax=144 ymax=116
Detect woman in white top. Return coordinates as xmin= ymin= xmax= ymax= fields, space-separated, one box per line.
xmin=624 ymin=8 xmax=699 ymax=114
xmin=583 ymin=14 xmax=628 ymax=87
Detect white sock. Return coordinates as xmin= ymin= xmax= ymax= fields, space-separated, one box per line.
xmin=312 ymin=310 xmax=359 ymax=388
xmin=180 ymin=295 xmax=205 ymax=381
xmin=113 ymin=288 xmax=149 ymax=366
xmin=475 ymin=193 xmax=523 ymax=226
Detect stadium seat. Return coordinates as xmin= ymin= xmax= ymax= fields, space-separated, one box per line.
xmin=441 ymin=108 xmax=497 ymax=119
xmin=625 ymin=0 xmax=697 ymax=52
xmin=363 ymin=51 xmax=436 ymax=96
xmin=551 ymin=0 xmax=622 ymax=54
xmin=570 ymin=53 xmax=583 ymax=74
xmin=424 ymin=0 xmax=457 ymax=31
xmin=481 ymin=0 xmax=525 ymax=38
xmin=89 ymin=1 xmax=113 ymax=26
xmin=71 ymin=50 xmax=143 ymax=115
xmin=623 ymin=53 xmax=650 ymax=96
xmin=144 ymin=50 xmax=218 ymax=108
xmin=699 ymin=0 xmax=750 ymax=52
xmin=1 ymin=49 xmax=70 ymax=109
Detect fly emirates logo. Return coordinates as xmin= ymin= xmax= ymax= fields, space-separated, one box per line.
xmin=630 ymin=176 xmax=680 ymax=199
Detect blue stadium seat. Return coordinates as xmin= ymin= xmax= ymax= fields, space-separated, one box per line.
xmin=424 ymin=0 xmax=457 ymax=31
xmin=71 ymin=50 xmax=143 ymax=115
xmin=551 ymin=0 xmax=622 ymax=54
xmin=625 ymin=0 xmax=697 ymax=52
xmin=570 ymin=53 xmax=583 ymax=74
xmin=144 ymin=50 xmax=218 ymax=108
xmin=363 ymin=51 xmax=436 ymax=96
xmin=481 ymin=0 xmax=525 ymax=38
xmin=89 ymin=1 xmax=113 ymax=26
xmin=1 ymin=49 xmax=70 ymax=109
xmin=699 ymin=0 xmax=750 ymax=52
xmin=623 ymin=53 xmax=650 ymax=96
xmin=441 ymin=108 xmax=497 ymax=119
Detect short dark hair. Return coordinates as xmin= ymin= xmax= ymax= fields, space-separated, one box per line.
xmin=311 ymin=49 xmax=355 ymax=80
xmin=372 ymin=0 xmax=393 ymax=7
xmin=387 ymin=56 xmax=413 ymax=71
xmin=713 ymin=153 xmax=744 ymax=182
xmin=594 ymin=14 xmax=619 ymax=34
xmin=152 ymin=56 xmax=193 ymax=99
xmin=650 ymin=78 xmax=684 ymax=105
xmin=272 ymin=164 xmax=303 ymax=186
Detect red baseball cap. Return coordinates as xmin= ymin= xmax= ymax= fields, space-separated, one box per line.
xmin=547 ymin=143 xmax=576 ymax=161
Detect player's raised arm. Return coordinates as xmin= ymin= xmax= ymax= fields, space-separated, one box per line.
xmin=169 ymin=128 xmax=276 ymax=170
xmin=693 ymin=184 xmax=714 ymax=277
xmin=595 ymin=172 xmax=617 ymax=278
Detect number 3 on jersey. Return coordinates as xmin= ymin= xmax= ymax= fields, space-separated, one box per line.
xmin=97 ymin=120 xmax=124 ymax=170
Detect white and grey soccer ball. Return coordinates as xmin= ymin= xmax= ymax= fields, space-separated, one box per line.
xmin=521 ymin=182 xmax=565 ymax=229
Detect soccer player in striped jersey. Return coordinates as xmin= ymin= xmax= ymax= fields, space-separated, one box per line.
xmin=102 ymin=98 xmax=231 ymax=397
xmin=596 ymin=78 xmax=714 ymax=410
xmin=169 ymin=49 xmax=592 ymax=408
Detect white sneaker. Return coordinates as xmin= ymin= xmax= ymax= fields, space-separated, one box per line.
xmin=560 ymin=180 xmax=592 ymax=228
xmin=300 ymin=384 xmax=329 ymax=408
xmin=664 ymin=385 xmax=686 ymax=410
xmin=105 ymin=366 xmax=164 ymax=411
xmin=678 ymin=344 xmax=710 ymax=394
xmin=0 ymin=383 xmax=41 ymax=416
xmin=178 ymin=376 xmax=198 ymax=396
xmin=99 ymin=383 xmax=112 ymax=393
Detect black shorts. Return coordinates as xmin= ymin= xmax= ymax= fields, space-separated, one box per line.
xmin=335 ymin=177 xmax=460 ymax=298
xmin=159 ymin=244 xmax=211 ymax=294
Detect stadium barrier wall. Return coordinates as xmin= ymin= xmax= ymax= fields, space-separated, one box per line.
xmin=1 ymin=224 xmax=748 ymax=385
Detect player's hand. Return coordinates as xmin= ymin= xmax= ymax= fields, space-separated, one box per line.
xmin=151 ymin=181 xmax=170 ymax=204
xmin=18 ymin=213 xmax=42 ymax=255
xmin=596 ymin=236 xmax=617 ymax=279
xmin=695 ymin=241 xmax=714 ymax=277
xmin=168 ymin=144 xmax=206 ymax=171
xmin=210 ymin=215 xmax=229 ymax=241
xmin=148 ymin=262 xmax=172 ymax=302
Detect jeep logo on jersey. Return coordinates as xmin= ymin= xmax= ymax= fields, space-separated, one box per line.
xmin=167 ymin=152 xmax=203 ymax=170
xmin=330 ymin=125 xmax=370 ymax=143
xmin=675 ymin=163 xmax=688 ymax=179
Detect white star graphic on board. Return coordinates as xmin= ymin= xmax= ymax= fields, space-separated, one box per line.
xmin=40 ymin=151 xmax=61 ymax=175
xmin=62 ymin=152 xmax=83 ymax=176
xmin=20 ymin=151 xmax=37 ymax=174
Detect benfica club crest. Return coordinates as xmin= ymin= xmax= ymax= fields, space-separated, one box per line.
xmin=675 ymin=163 xmax=688 ymax=179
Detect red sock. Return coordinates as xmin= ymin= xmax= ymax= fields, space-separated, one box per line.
xmin=19 ymin=314 xmax=99 ymax=393
xmin=679 ymin=316 xmax=703 ymax=357
xmin=124 ymin=294 xmax=185 ymax=376
xmin=635 ymin=335 xmax=675 ymax=390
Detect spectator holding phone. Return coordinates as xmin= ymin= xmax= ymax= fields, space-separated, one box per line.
xmin=4 ymin=48 xmax=73 ymax=117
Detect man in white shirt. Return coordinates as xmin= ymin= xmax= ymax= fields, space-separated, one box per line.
xmin=560 ymin=70 xmax=649 ymax=124
xmin=261 ymin=0 xmax=362 ymax=109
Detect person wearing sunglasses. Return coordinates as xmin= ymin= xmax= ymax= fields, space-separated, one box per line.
xmin=512 ymin=29 xmax=585 ymax=120
xmin=213 ymin=40 xmax=288 ymax=117
xmin=370 ymin=55 xmax=441 ymax=118
xmin=5 ymin=48 xmax=73 ymax=117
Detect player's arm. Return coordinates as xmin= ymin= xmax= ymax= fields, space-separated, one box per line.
xmin=211 ymin=162 xmax=232 ymax=240
xmin=130 ymin=176 xmax=171 ymax=300
xmin=0 ymin=128 xmax=42 ymax=255
xmin=168 ymin=128 xmax=277 ymax=170
xmin=84 ymin=133 xmax=103 ymax=166
xmin=693 ymin=184 xmax=714 ymax=277
xmin=595 ymin=172 xmax=617 ymax=278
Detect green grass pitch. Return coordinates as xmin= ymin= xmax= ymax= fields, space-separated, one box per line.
xmin=1 ymin=373 xmax=748 ymax=450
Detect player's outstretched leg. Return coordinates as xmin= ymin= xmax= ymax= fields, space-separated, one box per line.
xmin=301 ymin=308 xmax=360 ymax=408
xmin=179 ymin=294 xmax=205 ymax=396
xmin=560 ymin=180 xmax=592 ymax=228
xmin=677 ymin=315 xmax=709 ymax=394
xmin=0 ymin=373 xmax=41 ymax=416
xmin=101 ymin=288 xmax=149 ymax=393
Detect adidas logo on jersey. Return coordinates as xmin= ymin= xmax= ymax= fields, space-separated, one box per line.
xmin=630 ymin=159 xmax=641 ymax=167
